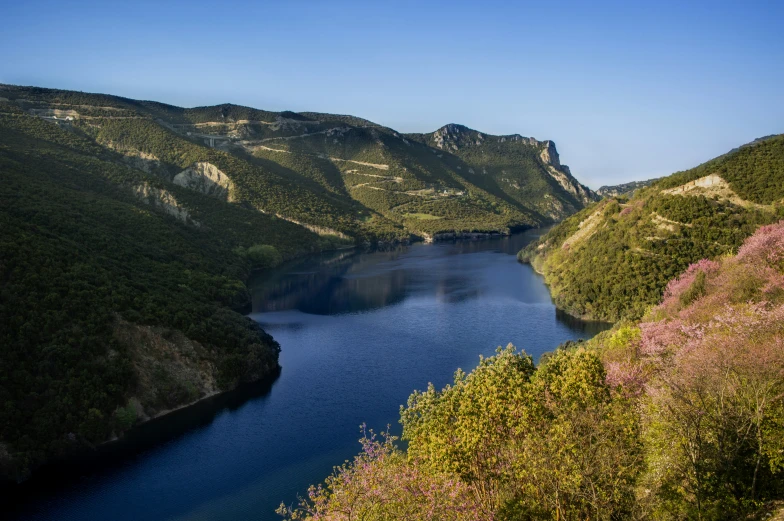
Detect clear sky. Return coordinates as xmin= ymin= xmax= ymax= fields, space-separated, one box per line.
xmin=2 ymin=0 xmax=782 ymax=188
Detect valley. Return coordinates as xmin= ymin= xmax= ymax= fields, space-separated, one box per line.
xmin=0 ymin=84 xmax=597 ymax=485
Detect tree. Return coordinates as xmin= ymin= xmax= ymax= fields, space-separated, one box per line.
xmin=245 ymin=244 xmax=282 ymax=269
xmin=276 ymin=425 xmax=482 ymax=521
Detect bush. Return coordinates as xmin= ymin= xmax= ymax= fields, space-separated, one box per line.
xmin=245 ymin=244 xmax=283 ymax=270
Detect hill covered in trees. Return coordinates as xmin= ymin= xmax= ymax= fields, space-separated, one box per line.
xmin=0 ymin=84 xmax=597 ymax=241
xmin=519 ymin=134 xmax=784 ymax=321
xmin=0 ymin=111 xmax=346 ymax=481
xmin=596 ymin=177 xmax=659 ymax=197
xmin=279 ymin=221 xmax=784 ymax=520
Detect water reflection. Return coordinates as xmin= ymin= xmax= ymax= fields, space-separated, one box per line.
xmin=10 ymin=230 xmax=611 ymax=521
xmin=250 ymin=231 xmax=556 ymax=316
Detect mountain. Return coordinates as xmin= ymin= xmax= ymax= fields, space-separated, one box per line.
xmin=405 ymin=124 xmax=597 ymax=224
xmin=519 ymin=134 xmax=784 ymax=321
xmin=0 ymin=110 xmax=328 ymax=481
xmin=596 ymin=177 xmax=659 ymax=198
xmin=0 ymin=85 xmax=597 ymax=242
xmin=0 ymin=84 xmax=596 ymax=480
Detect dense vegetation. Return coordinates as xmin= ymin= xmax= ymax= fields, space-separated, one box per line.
xmin=1 ymin=84 xmax=597 ymax=240
xmin=596 ymin=177 xmax=659 ymax=197
xmin=279 ymin=222 xmax=784 ymax=520
xmin=519 ymin=135 xmax=784 ymax=322
xmin=0 ymin=113 xmax=340 ymax=480
xmin=658 ymin=135 xmax=784 ymax=204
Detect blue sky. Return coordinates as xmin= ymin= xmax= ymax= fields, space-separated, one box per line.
xmin=2 ymin=0 xmax=782 ymax=187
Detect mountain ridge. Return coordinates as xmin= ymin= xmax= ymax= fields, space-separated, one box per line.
xmin=0 ymin=83 xmax=597 ymax=240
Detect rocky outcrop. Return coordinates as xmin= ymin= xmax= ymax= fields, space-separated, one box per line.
xmin=597 ymin=178 xmax=659 ymax=198
xmin=662 ymin=174 xmax=770 ymax=209
xmin=431 ymin=124 xmax=542 ymax=151
xmin=132 ymin=183 xmax=200 ymax=226
xmin=173 ymin=162 xmax=234 ymax=201
xmin=539 ymin=140 xmax=561 ymax=168
xmin=539 ymin=141 xmax=597 ymax=205
xmin=663 ymin=173 xmax=726 ymax=194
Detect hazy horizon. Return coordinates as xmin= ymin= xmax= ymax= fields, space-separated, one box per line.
xmin=2 ymin=0 xmax=782 ymax=188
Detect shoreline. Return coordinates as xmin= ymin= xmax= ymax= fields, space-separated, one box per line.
xmin=1 ymin=368 xmax=281 ymax=500
xmin=1 ymin=227 xmax=545 ymax=496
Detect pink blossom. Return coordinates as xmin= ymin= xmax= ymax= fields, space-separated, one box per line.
xmin=639 ymin=319 xmax=686 ymax=356
xmin=605 ymin=361 xmax=645 ymax=396
xmin=737 ymin=220 xmax=784 ymax=265
xmin=661 ymin=259 xmax=720 ymax=307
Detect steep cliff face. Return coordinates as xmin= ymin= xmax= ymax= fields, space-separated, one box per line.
xmin=173 ymin=162 xmax=234 ymax=201
xmin=132 ymin=183 xmax=200 ymax=226
xmin=538 ymin=140 xmax=595 ymax=205
xmin=408 ymin=124 xmax=598 ymax=222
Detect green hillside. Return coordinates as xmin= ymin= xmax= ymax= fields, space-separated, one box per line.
xmin=0 ymin=84 xmax=597 ymax=241
xmin=519 ymin=135 xmax=784 ymax=321
xmin=596 ymin=177 xmax=659 ymax=197
xmin=0 ymin=112 xmax=345 ymax=480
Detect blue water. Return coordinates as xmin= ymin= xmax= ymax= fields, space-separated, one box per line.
xmin=8 ymin=231 xmax=607 ymax=521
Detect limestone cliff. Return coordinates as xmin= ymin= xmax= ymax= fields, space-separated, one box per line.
xmin=173 ymin=162 xmax=234 ymax=201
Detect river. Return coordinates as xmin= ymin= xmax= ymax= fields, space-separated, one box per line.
xmin=8 ymin=230 xmax=608 ymax=521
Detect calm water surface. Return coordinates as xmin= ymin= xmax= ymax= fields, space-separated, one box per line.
xmin=9 ymin=231 xmax=608 ymax=521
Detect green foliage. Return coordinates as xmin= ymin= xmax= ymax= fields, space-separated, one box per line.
xmin=1 ymin=85 xmax=600 ymax=242
xmin=657 ymin=135 xmax=784 ymax=204
xmin=679 ymin=269 xmax=706 ymax=306
xmin=242 ymin=244 xmax=283 ymax=270
xmin=277 ymin=426 xmax=482 ymax=521
xmin=0 ymin=83 xmax=602 ymax=481
xmin=293 ymin=223 xmax=784 ymax=520
xmin=399 ymin=345 xmax=640 ymax=518
xmin=520 ymin=137 xmax=783 ymax=321
xmin=113 ymin=403 xmax=138 ymax=431
xmin=0 ymin=113 xmax=299 ymax=477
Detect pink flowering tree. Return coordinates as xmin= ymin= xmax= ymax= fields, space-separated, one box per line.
xmin=277 ymin=424 xmax=483 ymax=521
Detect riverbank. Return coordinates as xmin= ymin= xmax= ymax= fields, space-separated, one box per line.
xmin=1 ymin=369 xmax=280 ymax=503
xmin=5 ymin=230 xmax=609 ymax=521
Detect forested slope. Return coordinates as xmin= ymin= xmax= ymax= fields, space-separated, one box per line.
xmin=0 ymin=84 xmax=597 ymax=240
xmin=0 ymin=113 xmax=342 ymax=480
xmin=519 ymin=135 xmax=784 ymax=321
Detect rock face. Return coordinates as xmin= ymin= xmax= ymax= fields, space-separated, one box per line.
xmin=540 ymin=140 xmax=561 ymax=168
xmin=133 ymin=183 xmax=199 ymax=226
xmin=431 ymin=124 xmax=541 ymax=152
xmin=173 ymin=162 xmax=234 ymax=201
xmin=663 ymin=173 xmax=726 ymax=194
xmin=411 ymin=124 xmax=599 ymax=221
xmin=538 ymin=140 xmax=596 ymax=205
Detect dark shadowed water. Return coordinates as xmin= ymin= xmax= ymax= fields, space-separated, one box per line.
xmin=7 ymin=230 xmax=609 ymax=521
